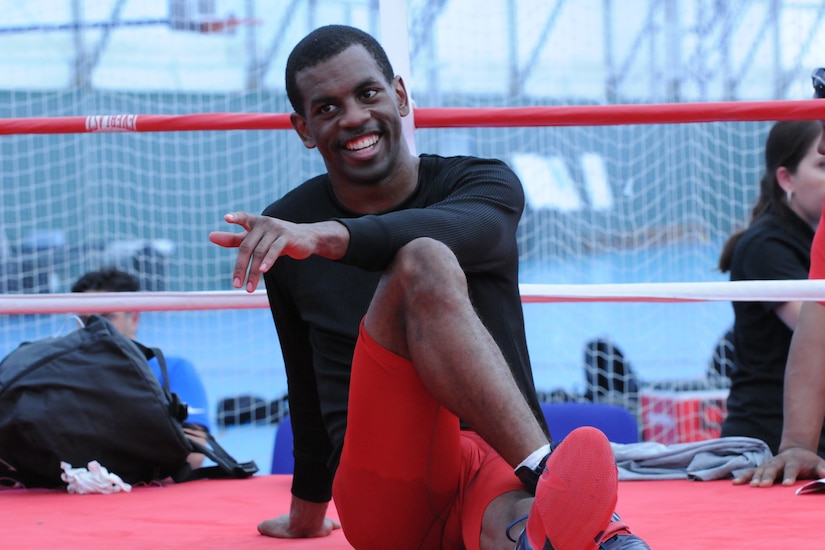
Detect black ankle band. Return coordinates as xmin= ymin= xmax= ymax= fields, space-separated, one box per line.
xmin=515 ymin=451 xmax=551 ymax=495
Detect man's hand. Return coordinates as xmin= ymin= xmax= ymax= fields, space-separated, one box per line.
xmin=257 ymin=514 xmax=341 ymax=538
xmin=182 ymin=424 xmax=208 ymax=469
xmin=209 ymin=212 xmax=349 ymax=292
xmin=257 ymin=496 xmax=342 ymax=539
xmin=733 ymin=446 xmax=825 ymax=487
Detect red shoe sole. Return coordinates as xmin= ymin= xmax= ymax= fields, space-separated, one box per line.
xmin=525 ymin=426 xmax=618 ymax=550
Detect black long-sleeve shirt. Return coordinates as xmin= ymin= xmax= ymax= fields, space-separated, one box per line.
xmin=262 ymin=154 xmax=545 ymax=502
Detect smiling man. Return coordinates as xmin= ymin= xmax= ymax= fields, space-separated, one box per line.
xmin=210 ymin=25 xmax=647 ymax=550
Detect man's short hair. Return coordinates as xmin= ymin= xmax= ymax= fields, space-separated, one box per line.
xmin=285 ymin=24 xmax=396 ymax=116
xmin=71 ymin=267 xmax=140 ymax=293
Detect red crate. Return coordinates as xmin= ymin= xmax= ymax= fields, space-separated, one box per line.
xmin=641 ymin=388 xmax=729 ymax=444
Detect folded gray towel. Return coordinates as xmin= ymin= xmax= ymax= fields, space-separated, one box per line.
xmin=611 ymin=436 xmax=773 ymax=481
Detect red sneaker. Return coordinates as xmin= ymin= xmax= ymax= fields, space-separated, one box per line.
xmin=522 ymin=426 xmax=617 ymax=550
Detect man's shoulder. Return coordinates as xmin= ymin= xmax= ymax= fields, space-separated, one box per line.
xmin=420 ymin=153 xmax=509 ymax=170
xmin=159 ymin=354 xmax=195 ymax=369
xmin=148 ymin=354 xmax=197 ymax=374
xmin=419 ymin=154 xmax=516 ymax=183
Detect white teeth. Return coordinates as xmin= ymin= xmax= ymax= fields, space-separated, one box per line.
xmin=346 ymin=135 xmax=378 ymax=151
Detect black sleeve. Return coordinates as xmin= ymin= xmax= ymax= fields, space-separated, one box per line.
xmin=336 ymin=158 xmax=524 ymax=272
xmin=264 ymin=269 xmax=335 ymax=502
xmin=737 ymin=234 xmax=810 ymax=312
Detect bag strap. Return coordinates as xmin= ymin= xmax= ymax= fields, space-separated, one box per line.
xmin=129 ymin=341 xmax=170 ymax=391
xmin=129 ymin=335 xmax=258 ymax=480
xmin=174 ymin=426 xmax=259 ymax=481
xmin=129 ymin=341 xmax=189 ymax=423
xmin=150 ymin=346 xmax=170 ymax=392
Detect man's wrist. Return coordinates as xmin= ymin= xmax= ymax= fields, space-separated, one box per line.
xmin=315 ymin=220 xmax=350 ymax=260
xmin=777 ymin=438 xmax=816 ymax=454
xmin=289 ymin=495 xmax=330 ymax=534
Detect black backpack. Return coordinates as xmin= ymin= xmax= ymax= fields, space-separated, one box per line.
xmin=0 ymin=315 xmax=258 ymax=488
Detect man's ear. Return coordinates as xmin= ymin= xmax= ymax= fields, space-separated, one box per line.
xmin=290 ymin=113 xmax=316 ymax=149
xmin=394 ymin=76 xmax=411 ymax=117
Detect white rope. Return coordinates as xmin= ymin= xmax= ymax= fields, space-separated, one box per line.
xmin=0 ymin=290 xmax=269 ymax=314
xmin=3 ymin=279 xmax=825 ymax=314
xmin=520 ymin=279 xmax=825 ymax=303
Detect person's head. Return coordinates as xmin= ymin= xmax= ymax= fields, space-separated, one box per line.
xmin=719 ymin=120 xmax=825 ymax=272
xmin=766 ymin=120 xmax=825 ymax=228
xmin=285 ymin=25 xmax=412 ymax=188
xmin=71 ymin=267 xmax=140 ymax=339
xmin=285 ymin=25 xmax=396 ymax=117
xmin=813 ymin=67 xmax=825 ymax=154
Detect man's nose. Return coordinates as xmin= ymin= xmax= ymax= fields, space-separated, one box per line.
xmin=339 ymin=101 xmax=370 ymax=128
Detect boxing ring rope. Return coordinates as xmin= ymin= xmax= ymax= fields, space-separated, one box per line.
xmin=3 ymin=280 xmax=825 ymax=315
xmin=0 ymin=99 xmax=824 ymax=135
xmin=3 ymin=99 xmax=825 ymax=313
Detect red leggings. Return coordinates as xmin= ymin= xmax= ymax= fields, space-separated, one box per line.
xmin=332 ymin=321 xmax=522 ymax=550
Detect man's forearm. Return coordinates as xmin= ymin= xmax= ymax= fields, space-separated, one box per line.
xmin=780 ymin=302 xmax=825 ymax=451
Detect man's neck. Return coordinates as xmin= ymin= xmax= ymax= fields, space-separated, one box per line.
xmin=330 ymin=154 xmax=420 ymax=214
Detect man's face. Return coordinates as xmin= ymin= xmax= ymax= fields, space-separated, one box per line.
xmin=98 ymin=311 xmax=138 ymax=340
xmin=80 ymin=290 xmax=139 ymax=339
xmin=289 ymin=45 xmax=410 ymax=186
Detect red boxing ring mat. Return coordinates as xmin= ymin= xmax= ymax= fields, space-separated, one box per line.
xmin=2 ymin=475 xmax=821 ymax=549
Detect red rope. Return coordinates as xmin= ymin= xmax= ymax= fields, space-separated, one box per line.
xmin=0 ymin=99 xmax=823 ymax=135
xmin=415 ymin=100 xmax=825 ymax=127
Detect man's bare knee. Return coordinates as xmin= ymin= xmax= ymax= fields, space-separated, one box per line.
xmin=391 ymin=238 xmax=464 ymax=294
xmin=365 ymin=238 xmax=468 ymax=356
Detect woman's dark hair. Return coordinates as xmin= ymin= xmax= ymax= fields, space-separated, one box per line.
xmin=285 ymin=25 xmax=395 ymax=116
xmin=718 ymin=120 xmax=822 ymax=272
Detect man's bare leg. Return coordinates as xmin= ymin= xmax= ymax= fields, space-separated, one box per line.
xmin=361 ymin=239 xmax=647 ymax=550
xmin=480 ymin=491 xmax=533 ymax=549
xmin=363 ymin=237 xmax=548 ymax=468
